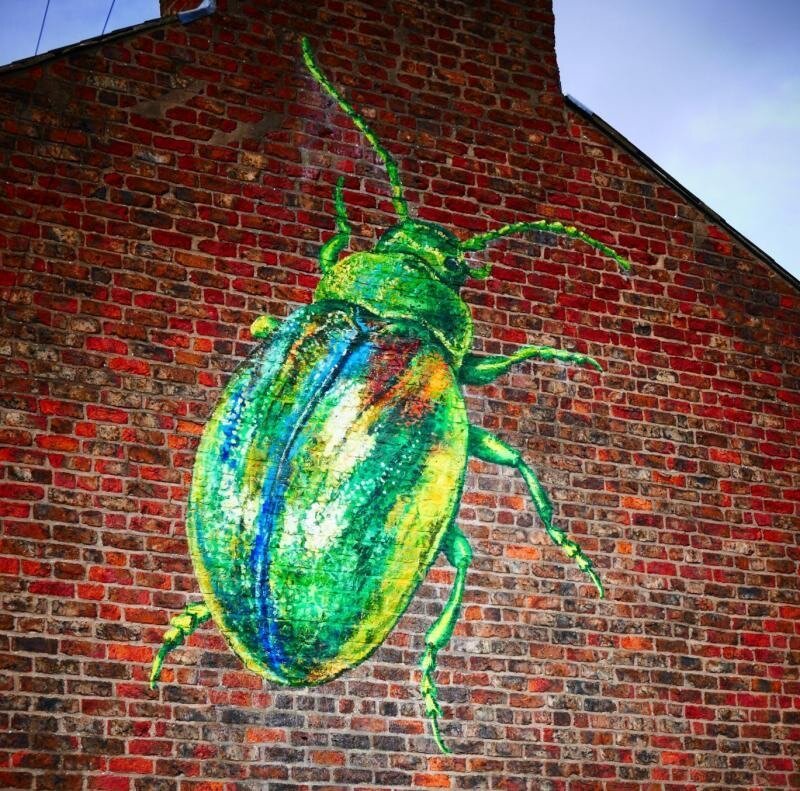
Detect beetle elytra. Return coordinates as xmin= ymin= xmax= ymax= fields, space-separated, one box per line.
xmin=150 ymin=38 xmax=631 ymax=754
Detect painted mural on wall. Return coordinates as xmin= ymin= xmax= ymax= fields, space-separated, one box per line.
xmin=149 ymin=38 xmax=631 ymax=753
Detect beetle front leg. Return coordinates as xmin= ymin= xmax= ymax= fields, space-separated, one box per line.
xmin=250 ymin=314 xmax=282 ymax=340
xmin=150 ymin=601 xmax=212 ymax=688
xmin=319 ymin=176 xmax=351 ymax=272
xmin=420 ymin=524 xmax=472 ymax=754
xmin=459 ymin=346 xmax=600 ymax=386
xmin=468 ymin=425 xmax=604 ymax=597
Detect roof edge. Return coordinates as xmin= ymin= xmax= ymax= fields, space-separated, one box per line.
xmin=0 ymin=1 xmax=217 ymax=77
xmin=565 ymin=94 xmax=800 ymax=294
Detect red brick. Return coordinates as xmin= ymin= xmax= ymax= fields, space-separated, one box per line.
xmin=0 ymin=483 xmax=44 ymax=500
xmin=86 ymin=405 xmax=128 ymax=424
xmin=108 ymin=357 xmax=151 ymax=376
xmin=107 ymin=757 xmax=154 ymax=774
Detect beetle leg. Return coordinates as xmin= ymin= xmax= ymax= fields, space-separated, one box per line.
xmin=319 ymin=175 xmax=351 ymax=272
xmin=468 ymin=425 xmax=604 ymax=597
xmin=149 ymin=601 xmax=212 ymax=688
xmin=249 ymin=314 xmax=282 ymax=340
xmin=420 ymin=524 xmax=472 ymax=754
xmin=459 ymin=346 xmax=601 ymax=386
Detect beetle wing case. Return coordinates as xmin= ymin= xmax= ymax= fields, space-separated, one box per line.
xmin=188 ymin=302 xmax=469 ymax=684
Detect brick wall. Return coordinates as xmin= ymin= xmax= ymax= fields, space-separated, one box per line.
xmin=1 ymin=0 xmax=798 ymax=788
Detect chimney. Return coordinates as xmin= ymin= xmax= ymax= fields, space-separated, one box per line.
xmin=160 ymin=0 xmax=202 ymax=16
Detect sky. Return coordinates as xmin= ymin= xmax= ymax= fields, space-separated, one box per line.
xmin=0 ymin=1 xmax=159 ymax=61
xmin=555 ymin=0 xmax=799 ymax=279
xmin=1 ymin=0 xmax=798 ymax=280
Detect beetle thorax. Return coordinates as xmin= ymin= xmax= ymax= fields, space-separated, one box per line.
xmin=313 ymin=219 xmax=474 ymax=367
xmin=375 ymin=220 xmax=470 ymax=287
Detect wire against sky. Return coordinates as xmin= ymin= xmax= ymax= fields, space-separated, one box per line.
xmin=101 ymin=0 xmax=118 ymax=36
xmin=34 ymin=0 xmax=52 ymax=55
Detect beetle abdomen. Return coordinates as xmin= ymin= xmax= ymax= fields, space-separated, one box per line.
xmin=188 ymin=303 xmax=468 ymax=685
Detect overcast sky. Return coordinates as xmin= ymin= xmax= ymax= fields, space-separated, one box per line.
xmin=555 ymin=0 xmax=799 ymax=281
xmin=2 ymin=0 xmax=798 ymax=281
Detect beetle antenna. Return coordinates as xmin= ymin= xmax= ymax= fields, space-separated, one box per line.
xmin=461 ymin=220 xmax=632 ymax=274
xmin=301 ymin=37 xmax=409 ymax=221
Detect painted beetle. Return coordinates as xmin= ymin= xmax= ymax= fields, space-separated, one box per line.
xmin=150 ymin=38 xmax=631 ymax=753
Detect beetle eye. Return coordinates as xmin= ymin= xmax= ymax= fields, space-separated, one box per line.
xmin=443 ymin=257 xmax=461 ymax=274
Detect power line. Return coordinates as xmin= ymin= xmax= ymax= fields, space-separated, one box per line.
xmin=101 ymin=0 xmax=117 ymax=36
xmin=34 ymin=0 xmax=52 ymax=55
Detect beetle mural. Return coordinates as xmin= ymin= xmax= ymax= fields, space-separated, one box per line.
xmin=149 ymin=38 xmax=631 ymax=753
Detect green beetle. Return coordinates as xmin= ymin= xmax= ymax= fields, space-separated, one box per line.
xmin=150 ymin=38 xmax=631 ymax=753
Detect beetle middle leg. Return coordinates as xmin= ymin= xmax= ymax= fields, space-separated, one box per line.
xmin=420 ymin=524 xmax=472 ymax=754
xmin=467 ymin=425 xmax=604 ymax=597
xmin=459 ymin=346 xmax=601 ymax=386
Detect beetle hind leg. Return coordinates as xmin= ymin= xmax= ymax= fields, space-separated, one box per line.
xmin=420 ymin=524 xmax=472 ymax=754
xmin=468 ymin=425 xmax=604 ymax=597
xmin=150 ymin=601 xmax=212 ymax=688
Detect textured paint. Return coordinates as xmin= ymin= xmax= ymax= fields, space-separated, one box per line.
xmin=190 ymin=305 xmax=467 ymax=685
xmin=150 ymin=38 xmax=632 ymax=753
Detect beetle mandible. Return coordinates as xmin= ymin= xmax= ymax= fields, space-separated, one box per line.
xmin=149 ymin=37 xmax=631 ymax=753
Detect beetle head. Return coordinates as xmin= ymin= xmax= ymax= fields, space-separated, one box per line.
xmin=376 ymin=220 xmax=470 ymax=287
